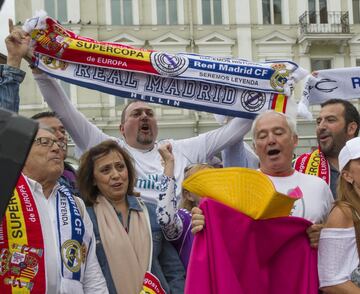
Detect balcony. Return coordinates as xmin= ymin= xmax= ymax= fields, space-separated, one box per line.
xmin=299 ymin=11 xmax=349 ymax=35
xmin=298 ymin=11 xmax=352 ymax=53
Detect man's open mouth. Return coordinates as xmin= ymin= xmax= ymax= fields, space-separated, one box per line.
xmin=267 ymin=149 xmax=280 ymax=156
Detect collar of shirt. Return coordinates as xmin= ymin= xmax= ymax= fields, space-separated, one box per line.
xmin=25 ymin=175 xmax=60 ymax=200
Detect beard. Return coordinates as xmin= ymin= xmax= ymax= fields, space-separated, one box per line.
xmin=318 ymin=131 xmax=348 ymax=157
xmin=136 ymin=132 xmax=154 ymax=145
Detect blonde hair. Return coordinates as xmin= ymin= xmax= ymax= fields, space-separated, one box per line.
xmin=180 ymin=163 xmax=213 ymax=211
xmin=335 ymin=163 xmax=360 ymax=224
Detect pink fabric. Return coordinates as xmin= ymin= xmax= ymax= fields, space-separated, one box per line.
xmin=185 ymin=199 xmax=319 ymax=294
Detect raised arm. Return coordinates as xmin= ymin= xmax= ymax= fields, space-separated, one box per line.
xmin=156 ymin=143 xmax=184 ymax=240
xmin=176 ymin=117 xmax=253 ymax=164
xmin=33 ymin=73 xmax=113 ymax=153
xmin=222 ymin=140 xmax=259 ymax=168
xmin=0 ymin=19 xmax=29 ymax=112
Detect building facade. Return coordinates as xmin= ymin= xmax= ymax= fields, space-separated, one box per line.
xmin=14 ymin=0 xmax=360 ymax=160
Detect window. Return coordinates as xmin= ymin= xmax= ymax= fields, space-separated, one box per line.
xmin=111 ymin=0 xmax=133 ymax=25
xmin=45 ymin=0 xmax=67 ymax=22
xmin=262 ymin=0 xmax=282 ymax=24
xmin=157 ymin=0 xmax=178 ymax=25
xmin=202 ymin=0 xmax=222 ymax=25
xmin=308 ymin=0 xmax=328 ymax=24
xmin=356 ymin=59 xmax=360 ymax=67
xmin=354 ymin=0 xmax=360 ymax=24
xmin=311 ymin=58 xmax=331 ymax=71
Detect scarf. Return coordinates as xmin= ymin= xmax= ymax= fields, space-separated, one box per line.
xmin=56 ymin=184 xmax=92 ymax=291
xmin=185 ymin=199 xmax=319 ymax=294
xmin=0 ymin=174 xmax=46 ymax=293
xmin=94 ymin=195 xmax=152 ymax=294
xmin=293 ymin=148 xmax=330 ymax=185
xmin=23 ymin=13 xmax=308 ymax=119
xmin=298 ymin=67 xmax=360 ymax=118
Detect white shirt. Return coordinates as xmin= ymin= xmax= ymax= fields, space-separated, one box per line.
xmin=318 ymin=227 xmax=359 ymax=287
xmin=268 ymin=171 xmax=333 ymax=223
xmin=26 ymin=176 xmax=108 ymax=293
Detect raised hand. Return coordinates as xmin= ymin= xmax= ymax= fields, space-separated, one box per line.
xmin=158 ymin=142 xmax=175 ymax=177
xmin=5 ymin=19 xmax=31 ymax=68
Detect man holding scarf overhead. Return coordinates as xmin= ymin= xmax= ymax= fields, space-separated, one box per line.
xmin=20 ymin=12 xmax=307 ymax=205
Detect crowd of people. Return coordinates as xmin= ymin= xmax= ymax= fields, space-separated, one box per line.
xmin=1 ymin=19 xmax=360 ymax=293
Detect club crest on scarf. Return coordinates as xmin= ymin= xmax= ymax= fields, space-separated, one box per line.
xmin=56 ymin=185 xmax=91 ymax=281
xmin=41 ymin=55 xmax=68 ymax=70
xmin=0 ymin=243 xmax=43 ymax=291
xmin=0 ymin=175 xmax=46 ymax=293
xmin=240 ymin=90 xmax=266 ymax=112
xmin=32 ymin=29 xmax=72 ymax=59
xmin=60 ymin=239 xmax=86 ymax=273
xmin=150 ymin=52 xmax=189 ymax=77
xmin=270 ymin=63 xmax=290 ymax=93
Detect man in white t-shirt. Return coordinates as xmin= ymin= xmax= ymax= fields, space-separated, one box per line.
xmin=192 ymin=111 xmax=333 ymax=247
xmin=34 ymin=73 xmax=254 ymax=203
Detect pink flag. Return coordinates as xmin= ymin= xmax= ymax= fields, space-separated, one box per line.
xmin=185 ymin=199 xmax=319 ymax=294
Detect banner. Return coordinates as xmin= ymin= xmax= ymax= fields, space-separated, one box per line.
xmin=23 ymin=15 xmax=307 ymax=97
xmin=298 ymin=67 xmax=360 ymax=118
xmin=34 ymin=54 xmax=290 ymax=119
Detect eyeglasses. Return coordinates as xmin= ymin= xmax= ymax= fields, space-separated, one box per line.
xmin=34 ymin=137 xmax=67 ymax=151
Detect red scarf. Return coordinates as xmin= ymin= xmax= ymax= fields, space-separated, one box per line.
xmin=0 ymin=174 xmax=46 ymax=293
xmin=294 ymin=148 xmax=330 ymax=184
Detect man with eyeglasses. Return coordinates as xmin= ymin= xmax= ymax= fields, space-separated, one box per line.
xmin=0 ymin=126 xmax=108 ymax=293
xmin=0 ymin=23 xmax=79 ymax=197
xmin=31 ymin=111 xmax=79 ymax=195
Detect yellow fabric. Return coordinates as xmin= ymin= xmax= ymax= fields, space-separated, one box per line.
xmin=182 ymin=167 xmax=298 ymax=220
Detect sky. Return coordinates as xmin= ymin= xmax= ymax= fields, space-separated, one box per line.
xmin=0 ymin=0 xmax=15 ymax=55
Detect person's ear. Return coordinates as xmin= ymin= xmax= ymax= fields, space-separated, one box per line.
xmin=347 ymin=122 xmax=358 ymax=138
xmin=119 ymin=124 xmax=125 ymax=137
xmin=293 ymin=134 xmax=299 ymax=148
xmin=253 ymin=142 xmax=259 ymax=156
xmin=342 ymin=170 xmax=354 ymax=185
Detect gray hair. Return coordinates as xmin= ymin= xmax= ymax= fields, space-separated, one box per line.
xmin=251 ymin=110 xmax=297 ymax=144
xmin=38 ymin=123 xmax=55 ymax=134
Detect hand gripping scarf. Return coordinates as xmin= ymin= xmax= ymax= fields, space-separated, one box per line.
xmin=23 ymin=12 xmax=308 ymax=119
